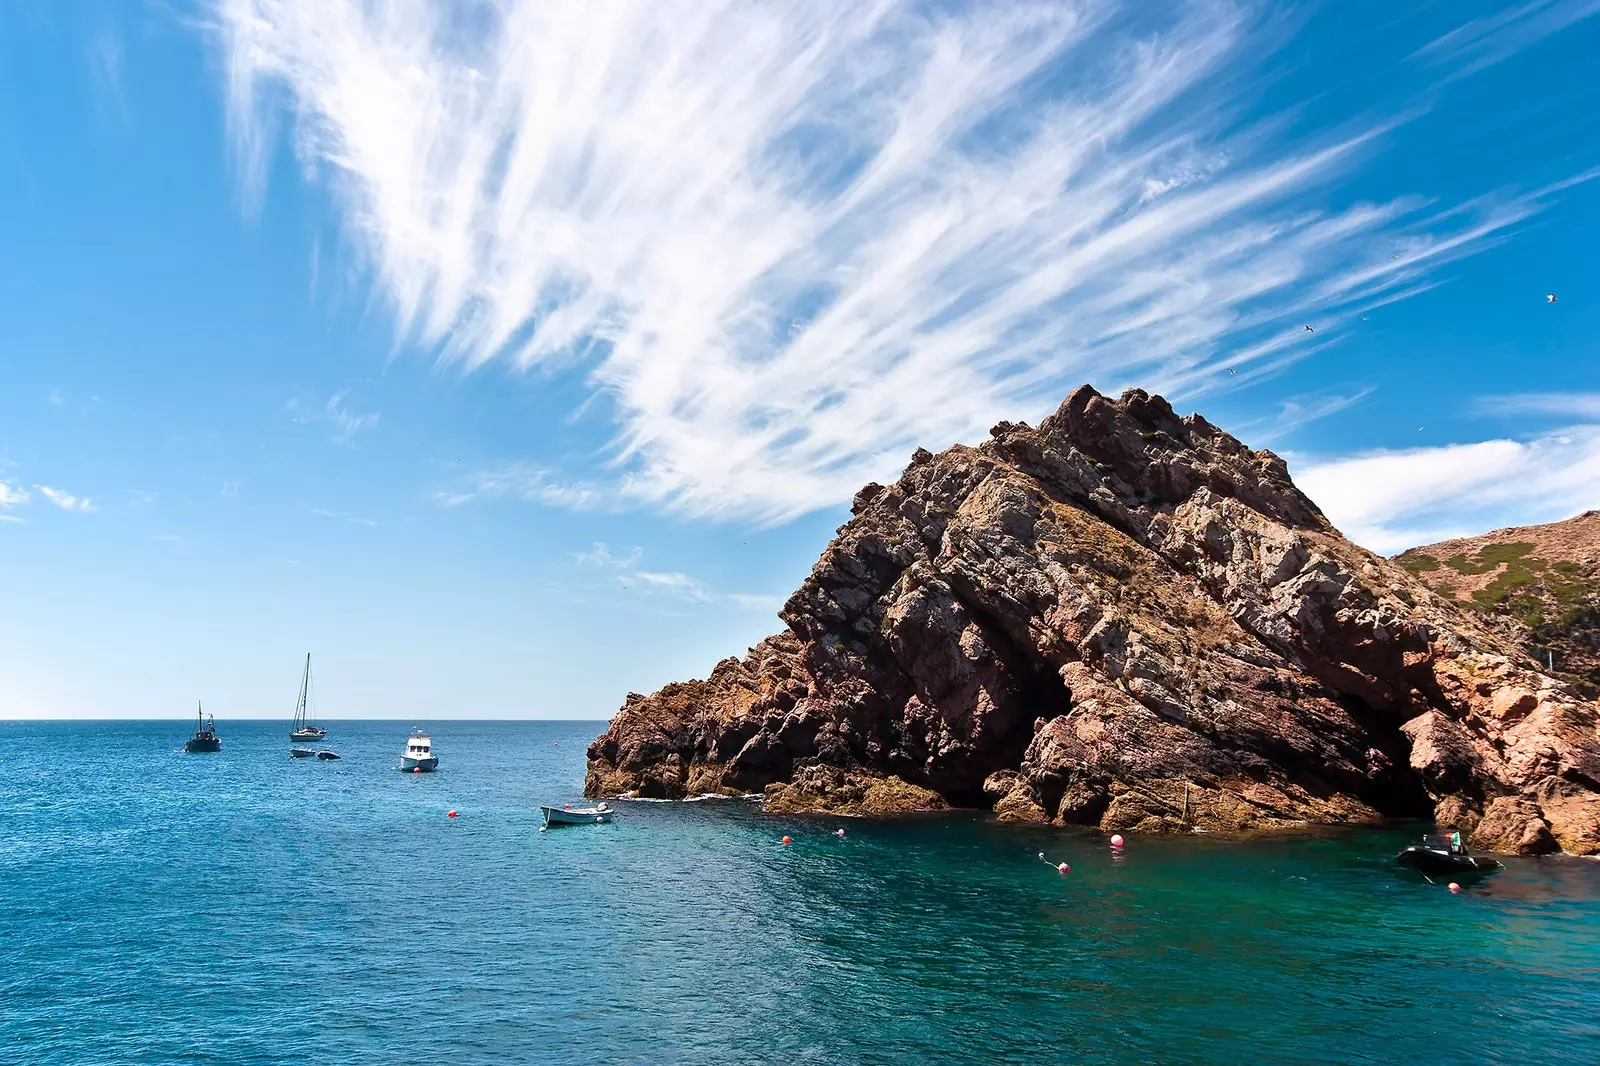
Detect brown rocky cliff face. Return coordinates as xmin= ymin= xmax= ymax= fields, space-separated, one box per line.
xmin=586 ymin=386 xmax=1600 ymax=854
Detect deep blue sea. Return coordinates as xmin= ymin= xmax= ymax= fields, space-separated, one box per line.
xmin=3 ymin=719 xmax=1598 ymax=1065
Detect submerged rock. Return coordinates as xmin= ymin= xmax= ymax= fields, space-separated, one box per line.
xmin=586 ymin=385 xmax=1600 ymax=853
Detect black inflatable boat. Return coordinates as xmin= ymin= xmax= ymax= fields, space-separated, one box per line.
xmin=1396 ymin=834 xmax=1503 ymax=879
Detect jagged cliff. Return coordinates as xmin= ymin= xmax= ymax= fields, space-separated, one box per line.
xmin=586 ymin=386 xmax=1600 ymax=854
xmin=1397 ymin=512 xmax=1600 ymax=699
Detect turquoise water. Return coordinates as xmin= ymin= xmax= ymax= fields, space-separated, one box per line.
xmin=3 ymin=720 xmax=1597 ymax=1065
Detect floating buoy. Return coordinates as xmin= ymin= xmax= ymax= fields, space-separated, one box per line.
xmin=564 ymin=803 xmax=571 ymax=809
xmin=447 ymin=810 xmax=458 ymax=818
xmin=1110 ymin=834 xmax=1125 ymax=848
xmin=781 ymin=836 xmax=792 ymax=845
xmin=836 ymin=828 xmax=846 ymax=838
xmin=412 ymin=766 xmax=421 ymax=773
xmin=1058 ymin=862 xmax=1071 ymax=875
xmin=1448 ymin=882 xmax=1462 ymax=894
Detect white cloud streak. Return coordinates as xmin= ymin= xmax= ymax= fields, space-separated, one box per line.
xmin=1412 ymin=0 xmax=1600 ymax=78
xmin=218 ymin=0 xmax=1593 ymax=521
xmin=286 ymin=390 xmax=380 ymax=446
xmin=311 ymin=507 xmax=377 ymax=526
xmin=1475 ymin=392 xmax=1600 ymax=421
xmin=437 ymin=463 xmax=603 ymax=510
xmin=569 ymin=540 xmax=777 ymax=611
xmin=35 ymin=486 xmax=96 ymax=513
xmin=1229 ymin=386 xmax=1375 ymax=445
xmin=1295 ymin=428 xmax=1600 ymax=554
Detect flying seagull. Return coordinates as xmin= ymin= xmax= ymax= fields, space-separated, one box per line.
xmin=1304 ymin=324 xmax=1315 ymax=332
xmin=1547 ymin=293 xmax=1558 ymax=303
xmin=1228 ymin=368 xmax=1238 ymax=376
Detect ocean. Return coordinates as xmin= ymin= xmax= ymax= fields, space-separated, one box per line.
xmin=2 ymin=719 xmax=1597 ymax=1065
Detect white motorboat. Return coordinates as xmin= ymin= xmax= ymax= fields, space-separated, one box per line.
xmin=401 ymin=731 xmax=439 ymax=773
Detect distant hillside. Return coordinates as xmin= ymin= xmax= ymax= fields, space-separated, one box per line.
xmin=1396 ymin=511 xmax=1600 ymax=696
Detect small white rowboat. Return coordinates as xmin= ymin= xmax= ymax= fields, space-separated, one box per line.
xmin=541 ymin=803 xmax=614 ymax=827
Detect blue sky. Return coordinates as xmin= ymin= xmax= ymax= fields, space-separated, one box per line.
xmin=1 ymin=0 xmax=1597 ymax=719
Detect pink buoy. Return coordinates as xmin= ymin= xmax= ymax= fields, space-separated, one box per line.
xmin=1110 ymin=834 xmax=1125 ymax=848
xmin=836 ymin=828 xmax=846 ymax=838
xmin=1057 ymin=862 xmax=1071 ymax=875
xmin=1448 ymin=882 xmax=1462 ymax=894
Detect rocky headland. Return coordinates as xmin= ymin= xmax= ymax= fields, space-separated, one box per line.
xmin=586 ymin=386 xmax=1600 ymax=854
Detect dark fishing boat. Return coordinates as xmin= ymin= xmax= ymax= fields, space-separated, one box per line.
xmin=288 ymin=653 xmax=326 ymax=741
xmin=1396 ymin=833 xmax=1503 ymax=880
xmin=184 ymin=702 xmax=221 ymax=753
xmin=316 ymin=750 xmax=341 ymax=761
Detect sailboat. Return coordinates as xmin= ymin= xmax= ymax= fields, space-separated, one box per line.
xmin=185 ymin=701 xmax=221 ymax=753
xmin=288 ymin=653 xmax=327 ymax=741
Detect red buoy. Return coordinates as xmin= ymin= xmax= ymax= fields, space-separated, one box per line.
xmin=781 ymin=836 xmax=792 ymax=845
xmin=447 ymin=810 xmax=458 ymax=818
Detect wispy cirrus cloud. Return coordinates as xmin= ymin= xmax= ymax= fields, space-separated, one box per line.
xmin=1295 ymin=428 xmax=1600 ymax=554
xmin=287 ymin=390 xmax=379 ymax=446
xmin=218 ymin=0 xmax=1595 ymax=522
xmin=1473 ymin=392 xmax=1600 ymax=421
xmin=35 ymin=486 xmax=95 ymax=513
xmin=1411 ymin=0 xmax=1600 ymax=78
xmin=311 ymin=507 xmax=377 ymax=527
xmin=1230 ymin=386 xmax=1376 ymax=446
xmin=437 ymin=463 xmax=604 ymax=511
xmin=571 ymin=540 xmax=777 ymax=611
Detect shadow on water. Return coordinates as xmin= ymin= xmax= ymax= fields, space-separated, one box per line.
xmin=2 ymin=720 xmax=1598 ymax=1065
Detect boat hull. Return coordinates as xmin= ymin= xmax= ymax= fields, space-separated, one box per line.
xmin=289 ymin=728 xmax=326 ymax=741
xmin=184 ymin=738 xmax=221 ymax=753
xmin=316 ymin=750 xmax=341 ymax=761
xmin=541 ymin=806 xmax=613 ymax=826
xmin=401 ymin=755 xmax=439 ymax=772
xmin=290 ymin=747 xmax=317 ymax=759
xmin=1396 ymin=846 xmax=1502 ymax=879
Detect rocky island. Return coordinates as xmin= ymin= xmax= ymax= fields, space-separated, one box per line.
xmin=587 ymin=386 xmax=1600 ymax=854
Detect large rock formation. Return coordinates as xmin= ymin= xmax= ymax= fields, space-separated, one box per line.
xmin=586 ymin=386 xmax=1600 ymax=854
xmin=1396 ymin=511 xmax=1600 ymax=698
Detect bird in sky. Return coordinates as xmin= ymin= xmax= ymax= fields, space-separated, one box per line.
xmin=1547 ymin=293 xmax=1558 ymax=303
xmin=1228 ymin=368 xmax=1238 ymax=375
xmin=1304 ymin=324 xmax=1315 ymax=332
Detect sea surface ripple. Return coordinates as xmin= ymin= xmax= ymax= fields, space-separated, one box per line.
xmin=3 ymin=720 xmax=1598 ymax=1065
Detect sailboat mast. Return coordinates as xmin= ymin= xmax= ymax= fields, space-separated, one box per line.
xmin=293 ymin=653 xmax=310 ymax=726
